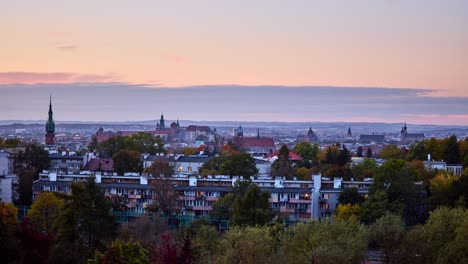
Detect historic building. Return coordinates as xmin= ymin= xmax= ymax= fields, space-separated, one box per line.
xmin=297 ymin=126 xmax=318 ymax=143
xmin=45 ymin=96 xmax=56 ymax=145
xmin=400 ymin=123 xmax=425 ymax=144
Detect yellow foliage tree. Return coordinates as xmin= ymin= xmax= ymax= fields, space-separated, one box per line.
xmin=335 ymin=203 xmax=361 ymax=221
xmin=27 ymin=192 xmax=64 ymax=235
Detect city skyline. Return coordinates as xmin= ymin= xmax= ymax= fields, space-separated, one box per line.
xmin=2 ymin=1 xmax=468 ymax=125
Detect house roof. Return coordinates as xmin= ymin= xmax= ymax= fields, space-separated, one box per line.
xmin=268 ymin=151 xmax=302 ymax=161
xmin=84 ymin=158 xmax=114 ymax=172
xmin=240 ymin=137 xmax=275 ymax=149
xmin=186 ymin=125 xmax=210 ymax=132
xmin=177 ymin=155 xmax=214 ymax=163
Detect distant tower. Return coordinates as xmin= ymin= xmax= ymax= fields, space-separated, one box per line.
xmin=157 ymin=114 xmax=165 ymax=128
xmin=236 ymin=124 xmax=243 ymax=137
xmin=45 ymin=96 xmax=56 ymax=145
xmin=401 ymin=122 xmax=408 ymax=136
xmin=347 ymin=127 xmax=352 ymax=137
xmin=257 ymin=129 xmax=260 ymax=138
xmin=307 ymin=126 xmax=315 ymax=137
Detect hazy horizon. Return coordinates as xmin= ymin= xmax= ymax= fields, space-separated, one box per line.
xmin=1 ymin=83 xmax=467 ymax=126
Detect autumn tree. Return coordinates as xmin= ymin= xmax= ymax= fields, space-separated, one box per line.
xmin=428 ymin=173 xmax=457 ymax=210
xmin=146 ymin=160 xmax=177 ymax=215
xmin=112 ymin=149 xmax=143 ymax=175
xmin=3 ymin=138 xmax=21 ymax=148
xmin=27 ymin=192 xmax=65 ymax=236
xmin=380 ymin=144 xmax=405 ymax=160
xmin=335 ymin=204 xmax=361 ymax=221
xmin=88 ymin=240 xmax=149 ymax=264
xmin=0 ymin=202 xmax=19 ymax=262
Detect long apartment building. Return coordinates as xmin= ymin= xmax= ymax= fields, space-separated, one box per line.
xmin=33 ymin=171 xmax=372 ymax=220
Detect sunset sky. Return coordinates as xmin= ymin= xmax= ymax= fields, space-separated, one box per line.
xmin=1 ymin=1 xmax=467 ymax=124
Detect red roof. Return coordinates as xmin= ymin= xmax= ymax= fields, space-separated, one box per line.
xmin=84 ymin=158 xmax=114 ymax=172
xmin=186 ymin=125 xmax=210 ymax=132
xmin=268 ymin=151 xmax=302 ymax=161
xmin=240 ymin=137 xmax=275 ymax=148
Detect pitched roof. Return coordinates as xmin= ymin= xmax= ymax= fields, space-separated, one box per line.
xmin=84 ymin=158 xmax=114 ymax=172
xmin=268 ymin=151 xmax=302 ymax=161
xmin=177 ymin=155 xmax=214 ymax=163
xmin=240 ymin=137 xmax=275 ymax=148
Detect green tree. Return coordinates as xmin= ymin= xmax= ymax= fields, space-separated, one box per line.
xmin=419 ymin=207 xmax=468 ymax=263
xmin=112 ymin=150 xmax=143 ymax=175
xmin=27 ymin=192 xmax=65 ymax=235
xmin=220 ymin=152 xmax=258 ymax=178
xmin=454 ymin=169 xmax=468 ymax=208
xmin=210 ymin=226 xmax=276 ymax=264
xmin=294 ymin=142 xmax=314 ymax=166
xmin=370 ymin=214 xmax=407 ymax=264
xmin=380 ymin=144 xmax=405 ymax=160
xmin=51 ymin=177 xmax=116 ymax=264
xmin=360 ymin=190 xmax=392 ymax=224
xmin=282 ymin=219 xmax=368 ymax=264
xmin=210 ymin=193 xmax=235 ymax=219
xmin=337 ymin=144 xmax=351 ymax=166
xmin=351 ymin=158 xmax=378 ymax=180
xmin=357 ymin=146 xmax=363 ymax=157
xmin=444 ymin=134 xmax=460 ymax=164
xmin=16 ymin=168 xmax=35 ymax=206
xmin=125 ymin=132 xmax=166 ymax=155
xmin=338 ymin=188 xmax=365 ymax=205
xmin=88 ymin=240 xmax=149 ymax=264
xmin=271 ymin=145 xmax=294 ymax=179
xmin=200 ymin=155 xmax=227 ymax=176
xmin=191 ymin=225 xmax=220 ymax=262
xmin=366 ymin=147 xmax=373 ymax=158
xmin=370 ymin=159 xmax=424 ymax=225
xmin=17 ymin=143 xmax=49 ymax=176
xmin=232 ymin=182 xmax=272 ymax=226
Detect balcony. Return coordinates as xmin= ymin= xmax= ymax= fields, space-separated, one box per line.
xmin=289 ymin=199 xmax=311 ymax=204
xmin=193 ymin=206 xmax=212 ymax=211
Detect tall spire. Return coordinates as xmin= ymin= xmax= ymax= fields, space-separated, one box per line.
xmin=158 ymin=114 xmax=165 ymax=128
xmin=45 ymin=96 xmax=56 ymax=145
xmin=257 ymin=129 xmax=260 ymax=138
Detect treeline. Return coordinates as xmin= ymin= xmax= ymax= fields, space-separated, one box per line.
xmin=2 ymin=198 xmax=467 ymax=263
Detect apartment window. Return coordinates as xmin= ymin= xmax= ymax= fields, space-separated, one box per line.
xmin=321 ymin=194 xmax=330 ymax=199
xmin=178 ymin=166 xmax=183 ymax=171
xmin=188 ymin=166 xmax=192 ymax=172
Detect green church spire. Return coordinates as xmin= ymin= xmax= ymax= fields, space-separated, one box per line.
xmin=45 ymin=96 xmax=55 ymax=133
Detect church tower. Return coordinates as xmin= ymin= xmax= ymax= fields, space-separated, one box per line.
xmin=45 ymin=96 xmax=56 ymax=145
